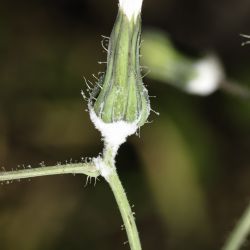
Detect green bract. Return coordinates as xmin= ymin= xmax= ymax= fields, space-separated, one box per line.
xmin=90 ymin=7 xmax=150 ymax=127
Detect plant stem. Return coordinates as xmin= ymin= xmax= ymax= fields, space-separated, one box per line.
xmin=108 ymin=170 xmax=142 ymax=250
xmin=103 ymin=145 xmax=142 ymax=250
xmin=222 ymin=203 xmax=250 ymax=250
xmin=0 ymin=162 xmax=99 ymax=182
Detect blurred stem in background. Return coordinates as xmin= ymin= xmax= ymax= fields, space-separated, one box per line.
xmin=222 ymin=202 xmax=250 ymax=250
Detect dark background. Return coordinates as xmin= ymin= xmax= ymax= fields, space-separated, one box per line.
xmin=0 ymin=0 xmax=250 ymax=249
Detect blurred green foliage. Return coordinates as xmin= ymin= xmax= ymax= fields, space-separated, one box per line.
xmin=0 ymin=1 xmax=250 ymax=250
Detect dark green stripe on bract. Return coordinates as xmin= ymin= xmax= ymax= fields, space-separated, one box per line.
xmin=92 ymin=8 xmax=150 ymax=127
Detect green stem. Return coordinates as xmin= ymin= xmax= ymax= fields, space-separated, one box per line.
xmin=103 ymin=144 xmax=142 ymax=250
xmin=108 ymin=170 xmax=142 ymax=250
xmin=222 ymin=202 xmax=250 ymax=250
xmin=0 ymin=162 xmax=99 ymax=182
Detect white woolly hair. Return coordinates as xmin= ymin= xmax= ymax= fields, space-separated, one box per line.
xmin=89 ymin=106 xmax=138 ymax=150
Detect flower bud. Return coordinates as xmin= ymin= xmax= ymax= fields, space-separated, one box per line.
xmin=89 ymin=0 xmax=150 ymax=130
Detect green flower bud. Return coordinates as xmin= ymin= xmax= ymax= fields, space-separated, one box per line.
xmin=89 ymin=1 xmax=150 ymax=128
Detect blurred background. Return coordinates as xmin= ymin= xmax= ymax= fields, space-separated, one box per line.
xmin=0 ymin=0 xmax=250 ymax=249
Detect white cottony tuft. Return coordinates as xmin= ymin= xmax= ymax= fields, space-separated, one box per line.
xmin=89 ymin=106 xmax=138 ymax=150
xmin=185 ymin=55 xmax=225 ymax=96
xmin=93 ymin=156 xmax=115 ymax=181
xmin=119 ymin=0 xmax=143 ymax=21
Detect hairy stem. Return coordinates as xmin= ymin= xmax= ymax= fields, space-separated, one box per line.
xmin=0 ymin=162 xmax=99 ymax=182
xmin=103 ymin=144 xmax=142 ymax=250
xmin=108 ymin=170 xmax=142 ymax=250
xmin=222 ymin=202 xmax=250 ymax=250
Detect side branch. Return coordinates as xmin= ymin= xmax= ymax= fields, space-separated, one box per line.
xmin=0 ymin=162 xmax=100 ymax=182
